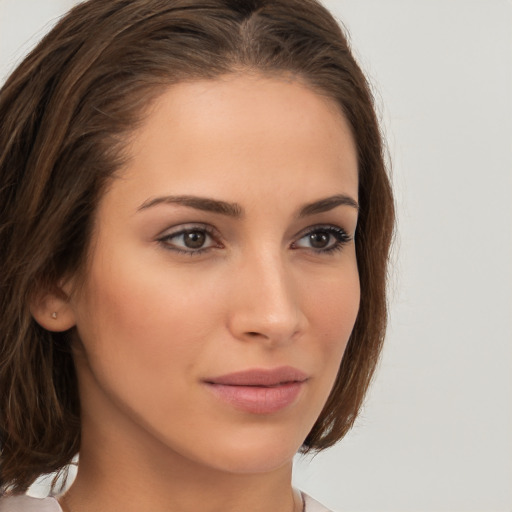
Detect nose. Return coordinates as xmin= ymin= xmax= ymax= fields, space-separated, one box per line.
xmin=226 ymin=251 xmax=307 ymax=347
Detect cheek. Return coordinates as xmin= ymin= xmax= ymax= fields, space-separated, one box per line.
xmin=304 ymin=260 xmax=360 ymax=345
xmin=302 ymin=264 xmax=360 ymax=396
xmin=72 ymin=252 xmax=225 ymax=384
xmin=71 ymin=257 xmax=230 ymax=434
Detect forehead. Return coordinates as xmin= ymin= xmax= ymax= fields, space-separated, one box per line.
xmin=106 ymin=74 xmax=358 ymax=212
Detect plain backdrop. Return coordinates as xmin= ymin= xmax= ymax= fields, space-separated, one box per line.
xmin=1 ymin=1 xmax=511 ymax=511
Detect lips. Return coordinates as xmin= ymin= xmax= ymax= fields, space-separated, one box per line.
xmin=204 ymin=366 xmax=308 ymax=414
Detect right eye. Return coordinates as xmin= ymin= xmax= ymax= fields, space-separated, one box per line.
xmin=157 ymin=225 xmax=220 ymax=255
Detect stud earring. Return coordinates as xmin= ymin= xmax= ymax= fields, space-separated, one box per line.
xmin=51 ymin=312 xmax=58 ymax=319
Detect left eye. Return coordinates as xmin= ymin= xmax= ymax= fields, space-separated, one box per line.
xmin=159 ymin=227 xmax=217 ymax=253
xmin=293 ymin=226 xmax=351 ymax=252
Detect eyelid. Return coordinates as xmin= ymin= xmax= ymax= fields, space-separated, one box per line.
xmin=156 ymin=222 xmax=218 ymax=239
xmin=155 ymin=222 xmax=352 ymax=256
xmin=156 ymin=223 xmax=223 ymax=254
xmin=291 ymin=224 xmax=353 ymax=252
xmin=293 ymin=223 xmax=352 ymax=240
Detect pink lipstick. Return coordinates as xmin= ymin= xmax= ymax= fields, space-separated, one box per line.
xmin=204 ymin=366 xmax=307 ymax=414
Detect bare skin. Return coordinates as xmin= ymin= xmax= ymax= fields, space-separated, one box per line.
xmin=34 ymin=74 xmax=360 ymax=512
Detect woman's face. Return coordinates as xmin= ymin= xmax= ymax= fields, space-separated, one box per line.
xmin=68 ymin=74 xmax=360 ymax=474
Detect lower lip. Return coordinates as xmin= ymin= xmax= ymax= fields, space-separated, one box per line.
xmin=205 ymin=381 xmax=304 ymax=414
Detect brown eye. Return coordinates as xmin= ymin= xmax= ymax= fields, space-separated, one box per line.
xmin=308 ymin=231 xmax=330 ymax=249
xmin=293 ymin=225 xmax=351 ymax=254
xmin=158 ymin=225 xmax=219 ymax=254
xmin=183 ymin=230 xmax=206 ymax=249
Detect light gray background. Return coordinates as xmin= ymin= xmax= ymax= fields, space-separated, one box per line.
xmin=1 ymin=1 xmax=511 ymax=511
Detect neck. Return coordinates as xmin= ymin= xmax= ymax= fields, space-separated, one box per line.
xmin=64 ymin=455 xmax=299 ymax=512
xmin=63 ymin=407 xmax=300 ymax=512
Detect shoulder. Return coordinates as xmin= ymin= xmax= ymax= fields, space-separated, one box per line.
xmin=0 ymin=496 xmax=62 ymax=512
xmin=302 ymin=491 xmax=338 ymax=512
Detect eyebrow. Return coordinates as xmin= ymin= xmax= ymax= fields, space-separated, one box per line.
xmin=298 ymin=194 xmax=359 ymax=217
xmin=137 ymin=193 xmax=359 ymax=217
xmin=138 ymin=195 xmax=243 ymax=217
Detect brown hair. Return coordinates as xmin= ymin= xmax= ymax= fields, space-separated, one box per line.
xmin=0 ymin=0 xmax=394 ymax=493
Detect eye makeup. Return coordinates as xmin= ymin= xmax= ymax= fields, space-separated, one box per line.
xmin=156 ymin=222 xmax=352 ymax=257
xmin=291 ymin=224 xmax=352 ymax=255
xmin=157 ymin=223 xmax=222 ymax=256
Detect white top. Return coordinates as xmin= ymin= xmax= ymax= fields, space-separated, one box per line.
xmin=0 ymin=492 xmax=335 ymax=511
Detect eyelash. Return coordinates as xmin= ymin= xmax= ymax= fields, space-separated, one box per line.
xmin=291 ymin=224 xmax=352 ymax=254
xmin=157 ymin=223 xmax=352 ymax=256
xmin=157 ymin=224 xmax=220 ymax=256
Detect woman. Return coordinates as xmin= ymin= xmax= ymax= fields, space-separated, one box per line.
xmin=0 ymin=1 xmax=394 ymax=511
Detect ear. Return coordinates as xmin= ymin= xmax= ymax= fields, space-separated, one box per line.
xmin=30 ymin=282 xmax=77 ymax=332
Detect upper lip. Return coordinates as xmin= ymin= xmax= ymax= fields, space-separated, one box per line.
xmin=204 ymin=366 xmax=308 ymax=387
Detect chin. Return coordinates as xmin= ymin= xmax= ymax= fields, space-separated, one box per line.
xmin=151 ymin=418 xmax=308 ymax=476
xmin=199 ymin=442 xmax=300 ymax=475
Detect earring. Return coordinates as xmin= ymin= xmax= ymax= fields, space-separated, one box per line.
xmin=51 ymin=312 xmax=58 ymax=319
